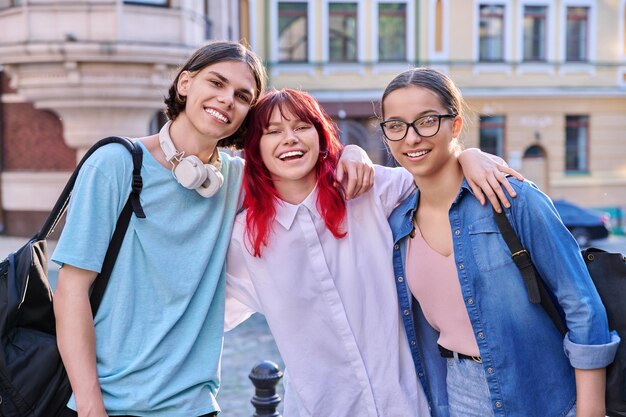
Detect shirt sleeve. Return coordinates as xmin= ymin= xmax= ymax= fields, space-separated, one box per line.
xmin=373 ymin=165 xmax=416 ymax=217
xmin=511 ymin=181 xmax=620 ymax=369
xmin=224 ymin=227 xmax=263 ymax=331
xmin=52 ymin=145 xmax=132 ymax=273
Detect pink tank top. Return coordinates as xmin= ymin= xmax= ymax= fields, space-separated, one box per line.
xmin=406 ymin=223 xmax=480 ymax=356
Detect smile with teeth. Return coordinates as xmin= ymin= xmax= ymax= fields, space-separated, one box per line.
xmin=406 ymin=150 xmax=430 ymax=157
xmin=278 ymin=150 xmax=305 ymax=160
xmin=205 ymin=108 xmax=230 ymax=123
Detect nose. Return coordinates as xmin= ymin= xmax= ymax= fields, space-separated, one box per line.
xmin=284 ymin=128 xmax=299 ymax=144
xmin=404 ymin=125 xmax=422 ymax=145
xmin=217 ymin=90 xmax=234 ymax=109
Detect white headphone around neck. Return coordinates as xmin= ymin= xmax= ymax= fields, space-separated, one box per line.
xmin=158 ymin=121 xmax=224 ymax=198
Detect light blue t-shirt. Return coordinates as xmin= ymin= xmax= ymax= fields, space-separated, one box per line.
xmin=52 ymin=141 xmax=244 ymax=417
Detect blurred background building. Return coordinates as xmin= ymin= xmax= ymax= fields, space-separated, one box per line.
xmin=1 ymin=0 xmax=625 ymax=236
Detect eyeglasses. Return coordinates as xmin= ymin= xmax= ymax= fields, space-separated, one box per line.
xmin=380 ymin=114 xmax=457 ymax=142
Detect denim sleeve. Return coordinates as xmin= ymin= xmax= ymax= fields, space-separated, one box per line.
xmin=564 ymin=331 xmax=620 ymax=369
xmin=510 ymin=181 xmax=615 ymax=347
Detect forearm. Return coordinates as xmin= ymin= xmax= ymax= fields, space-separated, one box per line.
xmin=574 ymin=368 xmax=606 ymax=417
xmin=54 ymin=267 xmax=107 ymax=416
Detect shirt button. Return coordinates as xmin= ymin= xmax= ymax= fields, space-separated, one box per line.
xmin=495 ymin=401 xmax=503 ymax=408
xmin=487 ymin=367 xmax=494 ymax=374
xmin=459 ymin=263 xmax=465 ymax=270
xmin=403 ymin=309 xmax=410 ymax=316
xmin=397 ymin=276 xmax=404 ymax=282
xmin=467 ymin=298 xmax=474 ymax=305
xmin=454 ymin=229 xmax=460 ymax=236
xmin=418 ymin=372 xmax=424 ymax=377
xmin=478 ymin=332 xmax=485 ymax=339
xmin=410 ymin=340 xmax=417 ymax=346
xmin=394 ymin=244 xmax=399 ymax=250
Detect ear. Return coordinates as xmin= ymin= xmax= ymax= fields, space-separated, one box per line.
xmin=451 ymin=115 xmax=463 ymax=139
xmin=177 ymin=71 xmax=191 ymax=97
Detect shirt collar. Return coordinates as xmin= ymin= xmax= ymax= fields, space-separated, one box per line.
xmin=274 ymin=186 xmax=319 ymax=230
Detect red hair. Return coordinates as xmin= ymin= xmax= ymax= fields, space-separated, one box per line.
xmin=243 ymin=89 xmax=347 ymax=257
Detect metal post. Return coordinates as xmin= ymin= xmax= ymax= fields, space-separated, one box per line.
xmin=249 ymin=360 xmax=283 ymax=417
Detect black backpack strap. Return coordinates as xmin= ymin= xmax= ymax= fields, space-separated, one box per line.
xmin=36 ymin=136 xmax=145 ymax=316
xmin=36 ymin=137 xmax=145 ymax=240
xmin=492 ymin=209 xmax=567 ymax=335
xmin=492 ymin=210 xmax=542 ymax=304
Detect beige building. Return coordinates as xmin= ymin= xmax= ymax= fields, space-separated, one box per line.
xmin=0 ymin=0 xmax=241 ymax=235
xmin=244 ymin=0 xmax=626 ymax=214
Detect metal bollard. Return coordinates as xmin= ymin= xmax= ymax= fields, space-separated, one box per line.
xmin=249 ymin=360 xmax=283 ymax=417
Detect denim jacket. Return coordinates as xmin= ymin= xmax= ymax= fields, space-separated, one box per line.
xmin=388 ymin=178 xmax=620 ymax=417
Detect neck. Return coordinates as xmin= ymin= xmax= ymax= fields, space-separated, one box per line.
xmin=413 ymin=156 xmax=464 ymax=210
xmin=274 ymin=177 xmax=317 ymax=205
xmin=168 ymin=115 xmax=218 ymax=163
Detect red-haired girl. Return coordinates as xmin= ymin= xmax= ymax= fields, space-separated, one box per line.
xmin=224 ymin=88 xmax=522 ymax=417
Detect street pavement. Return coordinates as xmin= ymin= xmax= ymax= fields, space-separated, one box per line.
xmin=1 ymin=234 xmax=625 ymax=416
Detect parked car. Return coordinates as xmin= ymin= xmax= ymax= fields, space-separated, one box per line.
xmin=552 ymin=199 xmax=610 ymax=247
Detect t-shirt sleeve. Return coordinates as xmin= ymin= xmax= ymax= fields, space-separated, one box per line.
xmin=52 ymin=145 xmax=132 ymax=273
xmin=224 ymin=226 xmax=263 ymax=331
xmin=373 ymin=165 xmax=416 ymax=217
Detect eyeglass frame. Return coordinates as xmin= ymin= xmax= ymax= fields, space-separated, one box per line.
xmin=379 ymin=114 xmax=457 ymax=142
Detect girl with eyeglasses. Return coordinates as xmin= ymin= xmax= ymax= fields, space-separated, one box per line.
xmin=224 ymin=88 xmax=525 ymax=417
xmin=382 ymin=67 xmax=619 ymax=417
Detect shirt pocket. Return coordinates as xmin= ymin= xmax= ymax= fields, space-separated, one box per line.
xmin=468 ymin=216 xmax=514 ymax=272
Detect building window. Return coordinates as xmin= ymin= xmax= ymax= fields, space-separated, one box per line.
xmin=479 ymin=4 xmax=505 ymax=62
xmin=378 ymin=3 xmax=407 ymax=62
xmin=523 ymin=5 xmax=547 ymax=62
xmin=278 ymin=2 xmax=308 ymax=62
xmin=479 ymin=115 xmax=505 ymax=157
xmin=329 ymin=3 xmax=358 ymax=62
xmin=565 ymin=6 xmax=589 ymax=62
xmin=565 ymin=115 xmax=589 ymax=172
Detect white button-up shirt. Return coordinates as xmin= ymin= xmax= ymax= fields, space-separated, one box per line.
xmin=225 ymin=166 xmax=431 ymax=417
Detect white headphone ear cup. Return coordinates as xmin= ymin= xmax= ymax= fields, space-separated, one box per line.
xmin=195 ymin=164 xmax=224 ymax=198
xmin=174 ymin=156 xmax=208 ymax=189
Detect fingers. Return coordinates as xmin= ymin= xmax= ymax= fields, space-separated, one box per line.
xmin=486 ymin=175 xmax=511 ymax=211
xmin=336 ymin=162 xmax=345 ymax=184
xmin=467 ymin=179 xmax=486 ymax=207
xmin=498 ymin=165 xmax=524 ymax=182
xmin=338 ymin=161 xmax=374 ymax=200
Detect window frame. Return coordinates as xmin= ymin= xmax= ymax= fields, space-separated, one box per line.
xmin=559 ymin=0 xmax=595 ymax=66
xmin=564 ymin=115 xmax=590 ymax=174
xmin=371 ymin=0 xmax=415 ymax=64
xmin=271 ymin=0 xmax=314 ymax=64
xmin=479 ymin=115 xmax=506 ymax=159
xmin=473 ymin=0 xmax=513 ymax=68
xmin=522 ymin=4 xmax=548 ymax=62
xmin=322 ymin=0 xmax=365 ymax=64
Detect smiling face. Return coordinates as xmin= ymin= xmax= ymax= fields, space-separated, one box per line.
xmin=259 ymin=105 xmax=320 ymax=199
xmin=177 ymin=60 xmax=257 ymax=142
xmin=383 ymin=85 xmax=462 ymax=181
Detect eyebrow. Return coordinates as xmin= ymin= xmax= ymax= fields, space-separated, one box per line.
xmin=208 ymin=70 xmax=255 ymax=99
xmin=385 ymin=110 xmax=441 ymax=120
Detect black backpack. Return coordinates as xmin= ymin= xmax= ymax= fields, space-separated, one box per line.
xmin=494 ymin=210 xmax=626 ymax=417
xmin=0 ymin=137 xmax=145 ymax=417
